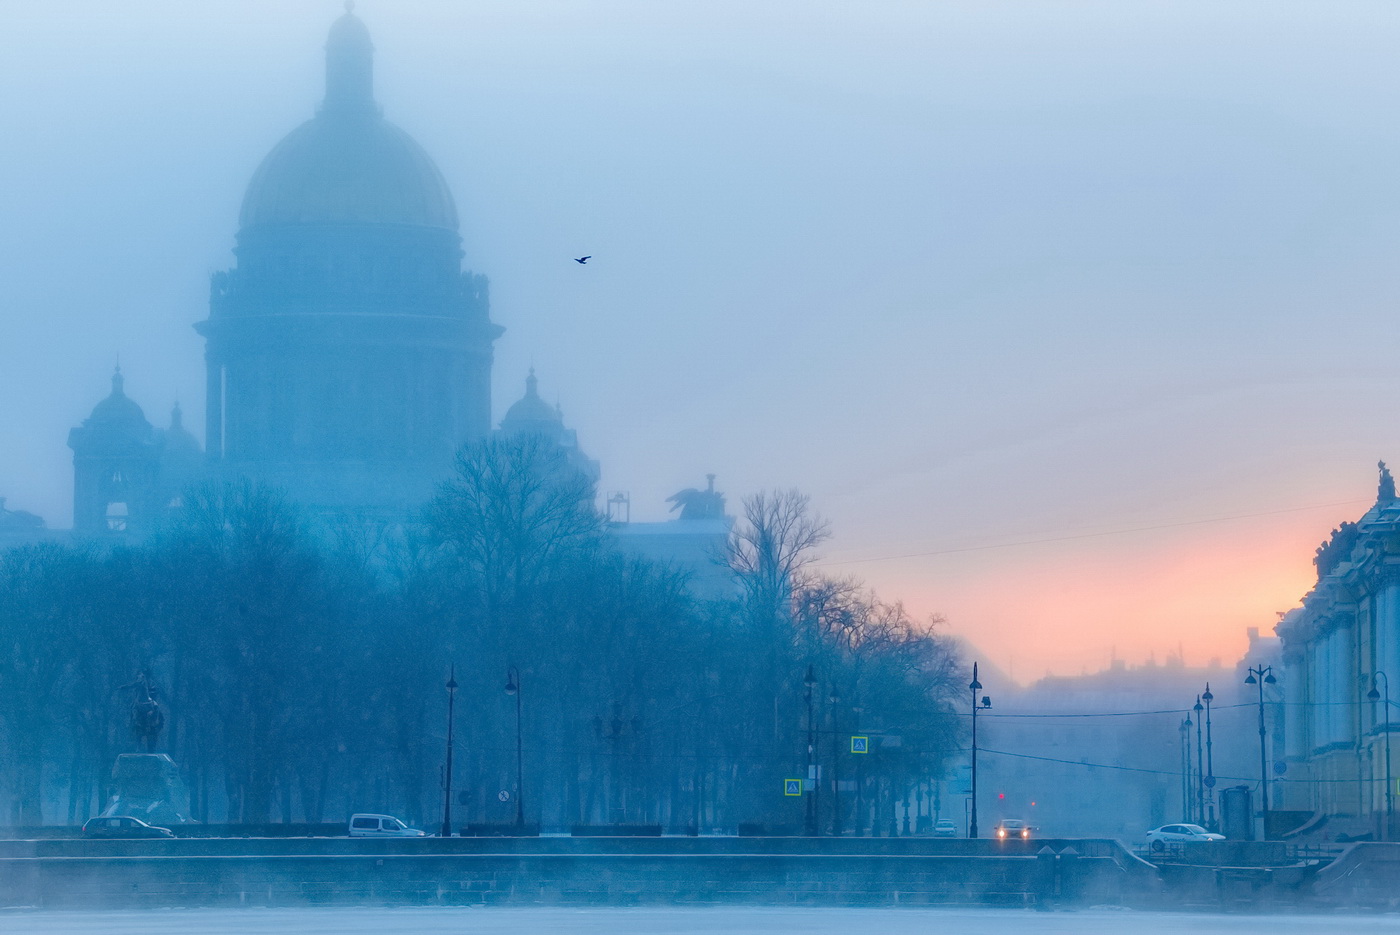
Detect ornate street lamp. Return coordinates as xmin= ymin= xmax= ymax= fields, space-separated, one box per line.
xmin=852 ymin=702 xmax=865 ymax=836
xmin=441 ymin=666 xmax=458 ymax=838
xmin=804 ymin=664 xmax=817 ymax=836
xmin=1245 ymin=664 xmax=1276 ymax=838
xmin=1202 ymin=683 xmax=1216 ymax=831
xmin=829 ymin=684 xmax=843 ymax=836
xmin=969 ymin=662 xmax=992 ymax=839
xmin=1193 ymin=695 xmax=1205 ymax=826
xmin=505 ymin=666 xmax=524 ymax=830
xmin=1180 ymin=716 xmax=1192 ymax=822
xmin=1369 ymin=671 xmax=1393 ymax=841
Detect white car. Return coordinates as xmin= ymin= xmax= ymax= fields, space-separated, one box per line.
xmin=1145 ymin=823 xmax=1224 ymax=850
xmin=348 ymin=813 xmax=426 ymax=837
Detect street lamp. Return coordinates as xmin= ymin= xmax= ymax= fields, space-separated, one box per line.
xmin=969 ymin=662 xmax=992 ymax=839
xmin=1245 ymin=664 xmax=1276 ymax=839
xmin=829 ymin=684 xmax=842 ymax=836
xmin=1368 ymin=671 xmax=1393 ymax=841
xmin=1179 ymin=716 xmax=1192 ymax=822
xmin=1202 ymin=683 xmax=1216 ymax=831
xmin=852 ymin=702 xmax=865 ymax=836
xmin=1193 ymin=695 xmax=1205 ymax=829
xmin=804 ymin=664 xmax=817 ymax=836
xmin=505 ymin=666 xmax=524 ymax=830
xmin=441 ymin=666 xmax=458 ymax=838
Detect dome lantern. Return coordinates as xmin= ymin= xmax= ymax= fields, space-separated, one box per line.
xmin=323 ymin=3 xmax=375 ymax=117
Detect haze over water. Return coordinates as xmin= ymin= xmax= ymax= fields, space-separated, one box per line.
xmin=4 ymin=1 xmax=1399 ymax=676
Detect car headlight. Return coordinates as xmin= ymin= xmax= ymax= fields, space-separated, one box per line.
xmin=997 ymin=829 xmax=1006 ymax=838
xmin=1021 ymin=829 xmax=1029 ymax=838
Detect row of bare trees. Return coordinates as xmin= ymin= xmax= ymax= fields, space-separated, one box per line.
xmin=0 ymin=434 xmax=963 ymax=831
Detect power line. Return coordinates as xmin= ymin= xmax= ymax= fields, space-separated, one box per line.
xmin=817 ymin=497 xmax=1370 ymax=567
xmin=982 ymin=747 xmax=1375 ymax=784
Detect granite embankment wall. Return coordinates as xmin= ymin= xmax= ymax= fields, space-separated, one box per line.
xmin=0 ymin=838 xmax=1147 ymax=909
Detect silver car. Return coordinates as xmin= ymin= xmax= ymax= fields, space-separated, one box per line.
xmin=1145 ymin=823 xmax=1224 ymax=851
xmin=348 ymin=813 xmax=426 ymax=837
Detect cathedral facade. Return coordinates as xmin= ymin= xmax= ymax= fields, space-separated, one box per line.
xmin=70 ymin=9 xmax=507 ymax=531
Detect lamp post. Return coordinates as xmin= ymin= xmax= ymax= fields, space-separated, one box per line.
xmin=1245 ymin=664 xmax=1276 ymax=839
xmin=1369 ymin=671 xmax=1393 ymax=841
xmin=1179 ymin=716 xmax=1192 ymax=821
xmin=1193 ymin=695 xmax=1205 ymax=826
xmin=853 ymin=703 xmax=865 ymax=836
xmin=969 ymin=662 xmax=992 ymax=839
xmin=505 ymin=666 xmax=524 ymax=830
xmin=1202 ymin=684 xmax=1216 ymax=831
xmin=441 ymin=666 xmax=458 ymax=838
xmin=829 ymin=684 xmax=842 ymax=836
xmin=803 ymin=664 xmax=817 ymax=836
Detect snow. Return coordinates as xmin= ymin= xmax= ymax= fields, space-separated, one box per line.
xmin=2 ymin=907 xmax=1400 ymax=935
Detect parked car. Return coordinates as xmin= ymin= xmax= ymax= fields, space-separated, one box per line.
xmin=348 ymin=813 xmax=426 ymax=837
xmin=81 ymin=815 xmax=174 ymax=839
xmin=1145 ymin=823 xmax=1224 ymax=851
xmin=933 ymin=818 xmax=958 ymax=837
xmin=995 ymin=819 xmax=1031 ymax=840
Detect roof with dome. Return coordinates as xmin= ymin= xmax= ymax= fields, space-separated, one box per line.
xmin=238 ymin=9 xmax=458 ymax=231
xmin=501 ymin=369 xmax=563 ymax=430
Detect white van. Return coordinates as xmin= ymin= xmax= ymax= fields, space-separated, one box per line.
xmin=348 ymin=813 xmax=427 ymax=837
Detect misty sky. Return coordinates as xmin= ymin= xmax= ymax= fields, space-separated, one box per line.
xmin=3 ymin=1 xmax=1400 ymax=678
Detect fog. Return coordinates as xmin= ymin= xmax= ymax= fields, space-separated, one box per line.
xmin=5 ymin=1 xmax=1400 ymax=674
xmin=5 ymin=907 xmax=1400 ymax=935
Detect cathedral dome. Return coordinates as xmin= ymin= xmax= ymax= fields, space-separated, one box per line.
xmin=501 ymin=370 xmax=562 ymax=431
xmin=237 ymin=10 xmax=458 ymax=231
xmin=86 ymin=369 xmax=151 ymax=433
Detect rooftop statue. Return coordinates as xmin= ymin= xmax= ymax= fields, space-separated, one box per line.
xmin=666 ymin=474 xmax=726 ymax=521
xmin=1381 ymin=460 xmax=1397 ymax=503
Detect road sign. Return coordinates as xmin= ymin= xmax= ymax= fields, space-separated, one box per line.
xmin=498 ymin=790 xmax=511 ymax=802
xmin=784 ymin=779 xmax=803 ymax=796
xmin=851 ymin=735 xmax=869 ymax=754
xmin=1274 ymin=761 xmax=1288 ymax=776
xmin=1203 ymin=776 xmax=1216 ymax=789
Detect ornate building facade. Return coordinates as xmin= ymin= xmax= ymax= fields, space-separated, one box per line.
xmin=196 ymin=9 xmax=500 ymax=520
xmin=1275 ymin=464 xmax=1400 ymax=837
xmin=69 ymin=10 xmax=502 ymax=528
xmin=68 ymin=369 xmax=201 ymax=537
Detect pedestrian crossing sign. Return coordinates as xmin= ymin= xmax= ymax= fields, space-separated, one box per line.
xmin=851 ymin=735 xmax=869 ymax=754
xmin=784 ymin=779 xmax=803 ymax=796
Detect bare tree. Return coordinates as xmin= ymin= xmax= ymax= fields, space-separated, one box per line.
xmin=422 ymin=433 xmax=601 ymax=620
xmin=726 ymin=489 xmax=830 ymax=631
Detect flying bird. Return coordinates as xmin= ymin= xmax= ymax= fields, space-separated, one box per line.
xmin=574 ymin=256 xmax=591 ymax=264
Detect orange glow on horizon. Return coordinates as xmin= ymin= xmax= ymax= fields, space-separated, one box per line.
xmin=831 ymin=508 xmax=1329 ymax=682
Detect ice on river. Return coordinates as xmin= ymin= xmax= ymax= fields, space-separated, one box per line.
xmin=3 ymin=907 xmax=1400 ymax=935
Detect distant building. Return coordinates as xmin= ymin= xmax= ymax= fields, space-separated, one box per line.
xmin=1275 ymin=462 xmax=1400 ymax=837
xmin=498 ymin=370 xmax=599 ymax=484
xmin=609 ymin=475 xmax=736 ymax=600
xmin=48 ymin=8 xmax=729 ymax=597
xmin=68 ymin=369 xmax=201 ymax=537
xmin=63 ymin=9 xmax=500 ymax=536
xmin=968 ymin=655 xmax=1246 ymax=839
xmin=195 ymin=9 xmax=500 ymax=521
xmin=0 ymin=497 xmax=49 ymax=550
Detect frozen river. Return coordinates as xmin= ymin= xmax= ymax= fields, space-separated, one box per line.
xmin=3 ymin=907 xmax=1400 ymax=935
